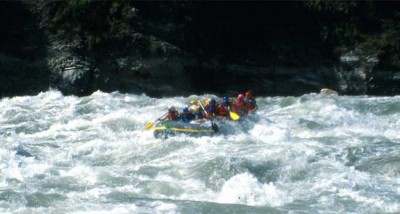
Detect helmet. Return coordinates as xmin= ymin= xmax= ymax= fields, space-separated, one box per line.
xmin=223 ymin=96 xmax=229 ymax=102
xmin=245 ymin=91 xmax=252 ymax=98
xmin=190 ymin=100 xmax=196 ymax=105
xmin=205 ymin=98 xmax=210 ymax=105
xmin=210 ymin=98 xmax=216 ymax=105
xmin=237 ymin=94 xmax=244 ymax=101
xmin=183 ymin=107 xmax=189 ymax=112
xmin=168 ymin=106 xmax=176 ymax=113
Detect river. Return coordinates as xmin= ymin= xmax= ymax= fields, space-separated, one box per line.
xmin=1 ymin=90 xmax=399 ymax=213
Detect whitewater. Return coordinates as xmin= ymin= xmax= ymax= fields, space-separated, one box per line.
xmin=1 ymin=90 xmax=399 ymax=213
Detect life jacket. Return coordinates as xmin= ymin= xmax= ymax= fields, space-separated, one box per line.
xmin=245 ymin=98 xmax=257 ymax=111
xmin=166 ymin=111 xmax=179 ymax=121
xmin=205 ymin=104 xmax=219 ymax=118
xmin=218 ymin=104 xmax=230 ymax=118
xmin=221 ymin=100 xmax=233 ymax=109
xmin=234 ymin=101 xmax=249 ymax=116
xmin=189 ymin=105 xmax=204 ymax=119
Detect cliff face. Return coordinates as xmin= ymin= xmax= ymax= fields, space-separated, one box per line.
xmin=0 ymin=2 xmax=49 ymax=97
xmin=1 ymin=1 xmax=399 ymax=98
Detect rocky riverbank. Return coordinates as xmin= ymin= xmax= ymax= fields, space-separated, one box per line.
xmin=1 ymin=1 xmax=399 ymax=98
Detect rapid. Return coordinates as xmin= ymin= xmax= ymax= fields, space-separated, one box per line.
xmin=1 ymin=90 xmax=400 ymax=213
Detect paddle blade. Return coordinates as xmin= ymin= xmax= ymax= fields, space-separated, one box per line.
xmin=211 ymin=122 xmax=219 ymax=133
xmin=145 ymin=121 xmax=155 ymax=129
xmin=229 ymin=111 xmax=240 ymax=120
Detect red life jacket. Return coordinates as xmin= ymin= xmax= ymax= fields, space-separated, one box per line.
xmin=245 ymin=100 xmax=256 ymax=110
xmin=218 ymin=106 xmax=229 ymax=117
xmin=166 ymin=112 xmax=179 ymax=121
xmin=205 ymin=104 xmax=219 ymax=118
xmin=244 ymin=97 xmax=257 ymax=111
xmin=234 ymin=101 xmax=249 ymax=116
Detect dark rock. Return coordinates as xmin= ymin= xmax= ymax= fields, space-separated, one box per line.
xmin=0 ymin=1 xmax=49 ymax=98
xmin=1 ymin=2 xmax=400 ymax=98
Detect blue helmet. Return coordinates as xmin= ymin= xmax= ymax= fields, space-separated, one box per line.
xmin=210 ymin=98 xmax=216 ymax=105
xmin=223 ymin=96 xmax=229 ymax=102
xmin=183 ymin=107 xmax=189 ymax=112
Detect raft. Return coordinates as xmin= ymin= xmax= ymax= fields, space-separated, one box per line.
xmin=153 ymin=120 xmax=219 ymax=138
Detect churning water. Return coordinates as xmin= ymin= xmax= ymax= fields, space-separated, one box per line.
xmin=1 ymin=90 xmax=400 ymax=213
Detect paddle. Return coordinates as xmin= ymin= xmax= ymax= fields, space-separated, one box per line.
xmin=197 ymin=100 xmax=219 ymax=132
xmin=145 ymin=112 xmax=168 ymax=130
xmin=229 ymin=111 xmax=240 ymax=121
xmin=221 ymin=97 xmax=240 ymax=120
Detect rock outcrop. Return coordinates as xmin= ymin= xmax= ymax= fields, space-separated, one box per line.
xmin=1 ymin=1 xmax=399 ymax=98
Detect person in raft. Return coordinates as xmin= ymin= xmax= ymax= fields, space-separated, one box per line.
xmin=189 ymin=100 xmax=204 ymax=120
xmin=163 ymin=106 xmax=180 ymax=121
xmin=179 ymin=106 xmax=195 ymax=123
xmin=233 ymin=94 xmax=249 ymax=117
xmin=204 ymin=98 xmax=220 ymax=118
xmin=244 ymin=91 xmax=258 ymax=113
xmin=218 ymin=96 xmax=232 ymax=119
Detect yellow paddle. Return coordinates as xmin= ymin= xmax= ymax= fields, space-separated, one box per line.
xmin=229 ymin=111 xmax=240 ymax=120
xmin=145 ymin=113 xmax=168 ymax=130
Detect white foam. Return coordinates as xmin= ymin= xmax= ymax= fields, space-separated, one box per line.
xmin=217 ymin=172 xmax=286 ymax=206
xmin=62 ymin=165 xmax=97 ymax=185
xmin=2 ymin=91 xmax=400 ymax=213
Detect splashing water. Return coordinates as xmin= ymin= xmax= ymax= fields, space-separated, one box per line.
xmin=1 ymin=90 xmax=400 ymax=213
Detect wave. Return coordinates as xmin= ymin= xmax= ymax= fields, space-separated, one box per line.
xmin=0 ymin=90 xmax=399 ymax=213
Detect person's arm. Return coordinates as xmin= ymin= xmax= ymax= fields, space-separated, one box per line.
xmin=249 ymin=100 xmax=258 ymax=113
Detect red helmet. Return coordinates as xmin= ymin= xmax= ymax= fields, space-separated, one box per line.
xmin=237 ymin=94 xmax=244 ymax=101
xmin=245 ymin=91 xmax=252 ymax=98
